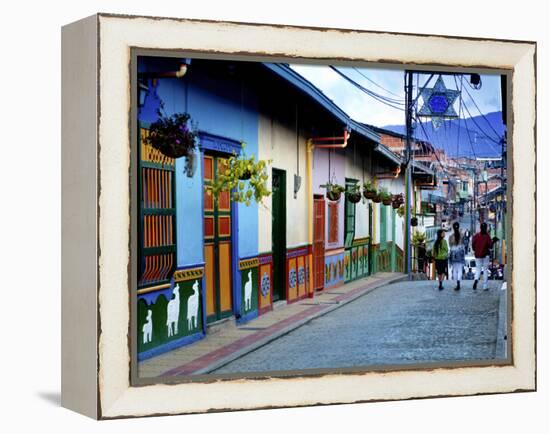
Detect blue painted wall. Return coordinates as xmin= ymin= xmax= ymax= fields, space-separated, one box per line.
xmin=138 ymin=57 xmax=259 ymax=267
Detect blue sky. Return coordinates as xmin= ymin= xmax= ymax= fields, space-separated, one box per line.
xmin=289 ymin=64 xmax=503 ymax=127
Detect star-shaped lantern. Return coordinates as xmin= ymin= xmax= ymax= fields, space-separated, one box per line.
xmin=418 ymin=75 xmax=460 ymax=129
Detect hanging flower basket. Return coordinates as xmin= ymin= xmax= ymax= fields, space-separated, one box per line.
xmin=372 ymin=193 xmax=382 ymax=203
xmin=379 ymin=189 xmax=392 ymax=206
xmin=209 ymin=147 xmax=272 ymax=206
xmin=347 ymin=192 xmax=362 ymax=203
xmin=397 ymin=205 xmax=405 ymax=217
xmin=238 ymin=169 xmax=253 ymax=180
xmin=320 ymin=182 xmax=345 ymax=202
xmin=363 ymin=180 xmax=377 ymax=200
xmin=392 ymin=193 xmax=404 ymax=209
xmin=148 ymin=111 xmax=198 ymax=159
xmin=327 ymin=190 xmax=342 ymax=201
xmin=346 ymin=184 xmax=362 ymax=203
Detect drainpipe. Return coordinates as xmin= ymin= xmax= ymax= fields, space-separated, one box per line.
xmin=306 ymin=139 xmax=314 ymax=298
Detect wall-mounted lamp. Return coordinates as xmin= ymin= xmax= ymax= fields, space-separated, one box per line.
xmin=294 ymin=174 xmax=302 ymax=199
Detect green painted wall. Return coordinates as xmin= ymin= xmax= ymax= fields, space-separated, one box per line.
xmin=138 ymin=279 xmax=203 ymax=354
xmin=240 ymin=266 xmax=259 ymax=316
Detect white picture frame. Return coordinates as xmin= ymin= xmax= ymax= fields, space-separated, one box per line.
xmin=61 ymin=13 xmax=536 ymax=419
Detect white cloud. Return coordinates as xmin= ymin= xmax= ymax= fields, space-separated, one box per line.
xmin=289 ymin=64 xmax=502 ymax=127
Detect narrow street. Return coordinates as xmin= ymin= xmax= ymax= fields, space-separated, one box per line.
xmin=211 ymin=279 xmax=505 ymax=374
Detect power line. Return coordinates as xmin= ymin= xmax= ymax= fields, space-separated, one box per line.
xmin=415 ymin=115 xmax=452 ymax=180
xmin=455 ymin=75 xmax=464 ymax=158
xmin=352 ymin=68 xmax=404 ymax=99
xmin=461 ymin=101 xmax=502 ymax=147
xmin=461 ymin=83 xmax=502 ymax=141
xmin=329 ymin=66 xmax=406 ymax=111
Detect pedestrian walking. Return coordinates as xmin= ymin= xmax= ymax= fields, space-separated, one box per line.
xmin=433 ymin=229 xmax=449 ymax=291
xmin=472 ymin=222 xmax=493 ymax=290
xmin=417 ymin=241 xmax=427 ymax=274
xmin=449 ymin=222 xmax=466 ymax=291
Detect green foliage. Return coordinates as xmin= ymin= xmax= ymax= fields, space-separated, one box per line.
xmin=320 ymin=182 xmax=346 ymax=201
xmin=346 ymin=183 xmax=361 ymax=194
xmin=397 ymin=205 xmax=405 ymax=217
xmin=148 ymin=106 xmax=198 ymax=158
xmin=209 ymin=144 xmax=272 ymax=206
xmin=378 ymin=187 xmax=392 ymax=201
xmin=320 ymin=182 xmax=346 ymax=194
xmin=412 ymin=231 xmax=427 ymax=246
xmin=363 ymin=180 xmax=377 ymax=193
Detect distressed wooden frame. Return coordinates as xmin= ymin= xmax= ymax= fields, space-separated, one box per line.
xmin=61 ymin=13 xmax=536 ymax=419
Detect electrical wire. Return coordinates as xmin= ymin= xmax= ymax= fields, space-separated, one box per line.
xmin=352 ymin=67 xmax=405 ymax=99
xmin=455 ymin=76 xmax=463 ymax=158
xmin=329 ymin=66 xmax=406 ymax=111
xmin=415 ymin=115 xmax=452 ymax=180
xmin=461 ymin=101 xmax=502 ymax=148
xmin=461 ymin=83 xmax=502 ymax=140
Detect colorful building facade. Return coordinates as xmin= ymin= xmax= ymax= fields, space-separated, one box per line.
xmin=136 ymin=57 xmax=409 ymax=360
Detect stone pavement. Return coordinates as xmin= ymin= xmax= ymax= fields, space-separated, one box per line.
xmin=212 ymin=278 xmax=506 ymax=374
xmin=138 ymin=272 xmax=405 ymax=378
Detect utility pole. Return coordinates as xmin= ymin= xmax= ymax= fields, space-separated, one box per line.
xmin=404 ymin=70 xmax=414 ymax=278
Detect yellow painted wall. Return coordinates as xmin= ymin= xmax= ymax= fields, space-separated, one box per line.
xmin=258 ymin=111 xmax=309 ymax=252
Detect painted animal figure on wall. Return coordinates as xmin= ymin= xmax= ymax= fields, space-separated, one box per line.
xmin=244 ymin=270 xmax=252 ymax=311
xmin=187 ymin=280 xmax=199 ymax=330
xmin=142 ymin=309 xmax=153 ymax=344
xmin=166 ymin=284 xmax=180 ymax=337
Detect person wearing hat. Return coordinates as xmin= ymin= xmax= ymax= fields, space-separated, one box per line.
xmin=448 ymin=221 xmax=466 ymax=291
xmin=472 ymin=222 xmax=493 ymax=290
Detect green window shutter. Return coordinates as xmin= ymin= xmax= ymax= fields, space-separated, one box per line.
xmin=344 ymin=180 xmax=357 ymax=248
xmin=379 ymin=204 xmax=387 ymax=250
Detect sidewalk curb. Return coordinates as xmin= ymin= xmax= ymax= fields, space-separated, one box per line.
xmin=197 ymin=273 xmax=406 ymax=375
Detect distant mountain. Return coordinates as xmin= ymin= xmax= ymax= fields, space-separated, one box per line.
xmin=382 ymin=111 xmax=505 ymax=158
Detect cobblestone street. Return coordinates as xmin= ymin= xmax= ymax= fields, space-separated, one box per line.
xmin=212 ymin=279 xmax=505 ymax=374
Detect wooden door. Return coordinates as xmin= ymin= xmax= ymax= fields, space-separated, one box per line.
xmin=204 ymin=154 xmax=233 ymax=323
xmin=313 ymin=196 xmax=326 ymax=291
xmin=271 ymin=169 xmax=286 ymax=302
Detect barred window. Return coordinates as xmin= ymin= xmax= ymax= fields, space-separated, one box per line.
xmin=138 ymin=127 xmax=177 ymax=288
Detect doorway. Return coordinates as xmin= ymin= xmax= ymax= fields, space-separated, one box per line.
xmin=203 ymin=153 xmax=233 ymax=323
xmin=313 ymin=195 xmax=326 ymax=291
xmin=271 ymin=169 xmax=286 ymax=302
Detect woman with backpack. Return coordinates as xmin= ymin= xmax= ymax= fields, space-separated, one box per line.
xmin=433 ymin=229 xmax=449 ymax=291
xmin=449 ymin=222 xmax=466 ymax=291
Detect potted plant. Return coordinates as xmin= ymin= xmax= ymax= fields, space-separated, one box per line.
xmin=379 ymin=188 xmax=392 ymax=206
xmin=346 ymin=183 xmax=362 ymax=203
xmin=320 ymin=182 xmax=346 ymax=202
xmin=148 ymin=106 xmax=198 ymax=159
xmin=209 ymin=146 xmax=272 ymax=206
xmin=363 ymin=180 xmax=377 ymax=200
xmin=372 ymin=192 xmax=382 ymax=203
xmin=412 ymin=231 xmax=427 ymax=246
xmin=392 ymin=193 xmax=404 ymax=209
xmin=397 ymin=205 xmax=405 ymax=217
